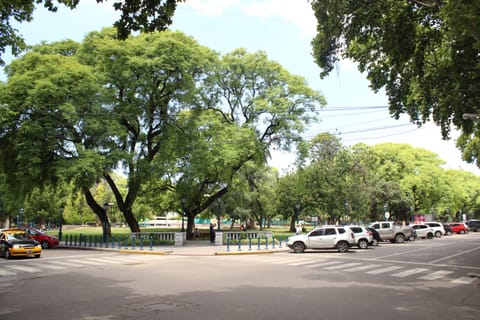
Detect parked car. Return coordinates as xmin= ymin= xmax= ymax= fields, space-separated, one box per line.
xmin=424 ymin=222 xmax=445 ymax=237
xmin=366 ymin=227 xmax=381 ymax=246
xmin=23 ymin=227 xmax=59 ymax=248
xmin=466 ymin=220 xmax=480 ymax=232
xmin=349 ymin=226 xmax=374 ymax=249
xmin=287 ymin=226 xmax=356 ymax=253
xmin=411 ymin=224 xmax=434 ymax=239
xmin=448 ymin=222 xmax=469 ymax=234
xmin=0 ymin=228 xmax=42 ymax=259
xmin=442 ymin=224 xmax=453 ymax=235
xmin=368 ymin=221 xmax=416 ymax=243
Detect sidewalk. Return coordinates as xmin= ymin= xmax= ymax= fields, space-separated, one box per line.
xmin=59 ymin=240 xmax=290 ymax=256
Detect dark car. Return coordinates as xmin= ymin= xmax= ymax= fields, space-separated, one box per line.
xmin=442 ymin=224 xmax=453 ymax=235
xmin=366 ymin=227 xmax=381 ymax=245
xmin=23 ymin=227 xmax=59 ymax=248
xmin=0 ymin=228 xmax=42 ymax=259
xmin=466 ymin=220 xmax=480 ymax=232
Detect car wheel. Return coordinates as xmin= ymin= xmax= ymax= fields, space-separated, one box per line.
xmin=427 ymin=233 xmax=433 ymax=239
xmin=5 ymin=249 xmax=11 ymax=259
xmin=337 ymin=241 xmax=349 ymax=253
xmin=434 ymin=231 xmax=442 ymax=238
xmin=41 ymin=240 xmax=49 ymax=249
xmin=358 ymin=239 xmax=368 ymax=249
xmin=292 ymin=242 xmax=305 ymax=253
xmin=395 ymin=234 xmax=405 ymax=243
xmin=34 ymin=254 xmax=41 ymax=258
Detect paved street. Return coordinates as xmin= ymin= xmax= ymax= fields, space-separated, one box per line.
xmin=0 ymin=233 xmax=479 ymax=320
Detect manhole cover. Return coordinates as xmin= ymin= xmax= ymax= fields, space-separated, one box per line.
xmin=128 ymin=299 xmax=195 ymax=313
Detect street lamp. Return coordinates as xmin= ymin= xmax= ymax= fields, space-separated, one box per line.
xmin=181 ymin=198 xmax=186 ymax=233
xmin=59 ymin=205 xmax=64 ymax=241
xmin=17 ymin=208 xmax=24 ymax=227
xmin=294 ymin=203 xmax=301 ymax=224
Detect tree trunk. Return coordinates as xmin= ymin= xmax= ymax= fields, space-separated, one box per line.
xmin=124 ymin=208 xmax=140 ymax=233
xmin=83 ymin=187 xmax=111 ymax=238
xmin=289 ymin=216 xmax=295 ymax=233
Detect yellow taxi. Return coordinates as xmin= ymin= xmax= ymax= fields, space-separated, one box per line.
xmin=0 ymin=228 xmax=42 ymax=259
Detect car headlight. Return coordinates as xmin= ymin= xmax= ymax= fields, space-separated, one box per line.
xmin=13 ymin=244 xmax=20 ymax=249
xmin=36 ymin=244 xmax=42 ymax=249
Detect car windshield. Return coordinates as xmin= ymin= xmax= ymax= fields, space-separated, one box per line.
xmin=6 ymin=233 xmax=31 ymax=241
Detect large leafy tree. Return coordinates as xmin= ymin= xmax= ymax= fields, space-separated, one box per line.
xmin=0 ymin=30 xmax=215 ymax=235
xmin=311 ymin=0 xmax=480 ymax=166
xmin=146 ymin=49 xmax=325 ymax=238
xmin=0 ymin=0 xmax=185 ymax=65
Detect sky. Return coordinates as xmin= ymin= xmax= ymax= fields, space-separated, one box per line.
xmin=3 ymin=0 xmax=479 ymax=175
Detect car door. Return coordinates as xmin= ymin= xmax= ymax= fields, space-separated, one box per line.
xmin=307 ymin=228 xmax=325 ymax=248
xmin=320 ymin=227 xmax=338 ymax=248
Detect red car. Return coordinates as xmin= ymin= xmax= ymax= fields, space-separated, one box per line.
xmin=448 ymin=223 xmax=469 ymax=234
xmin=23 ymin=228 xmax=59 ymax=248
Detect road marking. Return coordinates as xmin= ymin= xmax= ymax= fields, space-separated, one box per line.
xmin=67 ymin=259 xmax=104 ymax=265
xmin=0 ymin=269 xmax=17 ymax=276
xmin=451 ymin=276 xmax=476 ymax=284
xmin=49 ymin=260 xmax=84 ymax=267
xmin=270 ymin=258 xmax=305 ymax=264
xmin=323 ymin=262 xmax=363 ymax=270
xmin=345 ymin=264 xmax=382 ymax=272
xmin=40 ymin=264 xmax=66 ymax=270
xmin=86 ymin=258 xmax=126 ymax=264
xmin=5 ymin=265 xmax=41 ymax=273
xmin=304 ymin=261 xmax=344 ymax=268
xmin=429 ymin=246 xmax=480 ymax=264
xmin=417 ymin=270 xmax=453 ymax=280
xmin=392 ymin=268 xmax=429 ymax=278
xmin=366 ymin=266 xmax=403 ymax=274
xmin=287 ymin=260 xmax=317 ymax=266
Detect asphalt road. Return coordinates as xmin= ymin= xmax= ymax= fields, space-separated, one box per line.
xmin=0 ymin=233 xmax=479 ymax=320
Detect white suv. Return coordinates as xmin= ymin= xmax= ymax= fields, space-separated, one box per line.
xmin=349 ymin=226 xmax=374 ymax=249
xmin=424 ymin=222 xmax=445 ymax=237
xmin=411 ymin=224 xmax=434 ymax=239
xmin=287 ymin=226 xmax=356 ymax=253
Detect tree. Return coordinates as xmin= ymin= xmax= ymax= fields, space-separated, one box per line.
xmin=0 ymin=0 xmax=185 ymax=65
xmin=311 ymin=0 xmax=480 ymax=166
xmin=0 ymin=30 xmax=215 ymax=235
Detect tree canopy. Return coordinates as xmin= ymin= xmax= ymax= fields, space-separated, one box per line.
xmin=0 ymin=0 xmax=185 ymax=65
xmin=311 ymin=0 xmax=480 ymax=166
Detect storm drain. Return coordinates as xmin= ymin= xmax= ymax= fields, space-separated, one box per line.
xmin=128 ymin=298 xmax=196 ymax=313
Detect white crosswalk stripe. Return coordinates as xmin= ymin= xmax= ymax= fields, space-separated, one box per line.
xmin=418 ymin=270 xmax=453 ymax=280
xmin=305 ymin=261 xmax=344 ymax=268
xmin=392 ymin=268 xmax=429 ymax=278
xmin=287 ymin=260 xmax=317 ymax=266
xmin=66 ymin=259 xmax=105 ymax=265
xmin=365 ymin=266 xmax=403 ymax=274
xmin=5 ymin=265 xmax=41 ymax=273
xmin=345 ymin=264 xmax=382 ymax=272
xmin=39 ymin=264 xmax=66 ymax=270
xmin=451 ymin=276 xmax=476 ymax=284
xmin=0 ymin=269 xmax=17 ymax=276
xmin=323 ymin=262 xmax=363 ymax=270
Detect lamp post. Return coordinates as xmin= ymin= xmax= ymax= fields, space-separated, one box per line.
xmin=294 ymin=203 xmax=300 ymax=224
xmin=59 ymin=205 xmax=64 ymax=241
xmin=17 ymin=208 xmax=24 ymax=227
xmin=216 ymin=200 xmax=221 ymax=231
xmin=181 ymin=198 xmax=186 ymax=233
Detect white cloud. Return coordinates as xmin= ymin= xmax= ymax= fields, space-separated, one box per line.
xmin=243 ymin=0 xmax=316 ymax=37
xmin=183 ymin=0 xmax=316 ymax=37
xmin=185 ymin=0 xmax=241 ymax=16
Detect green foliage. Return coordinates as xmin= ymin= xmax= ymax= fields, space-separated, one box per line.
xmin=0 ymin=0 xmax=185 ymax=65
xmin=311 ymin=0 xmax=480 ymax=165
